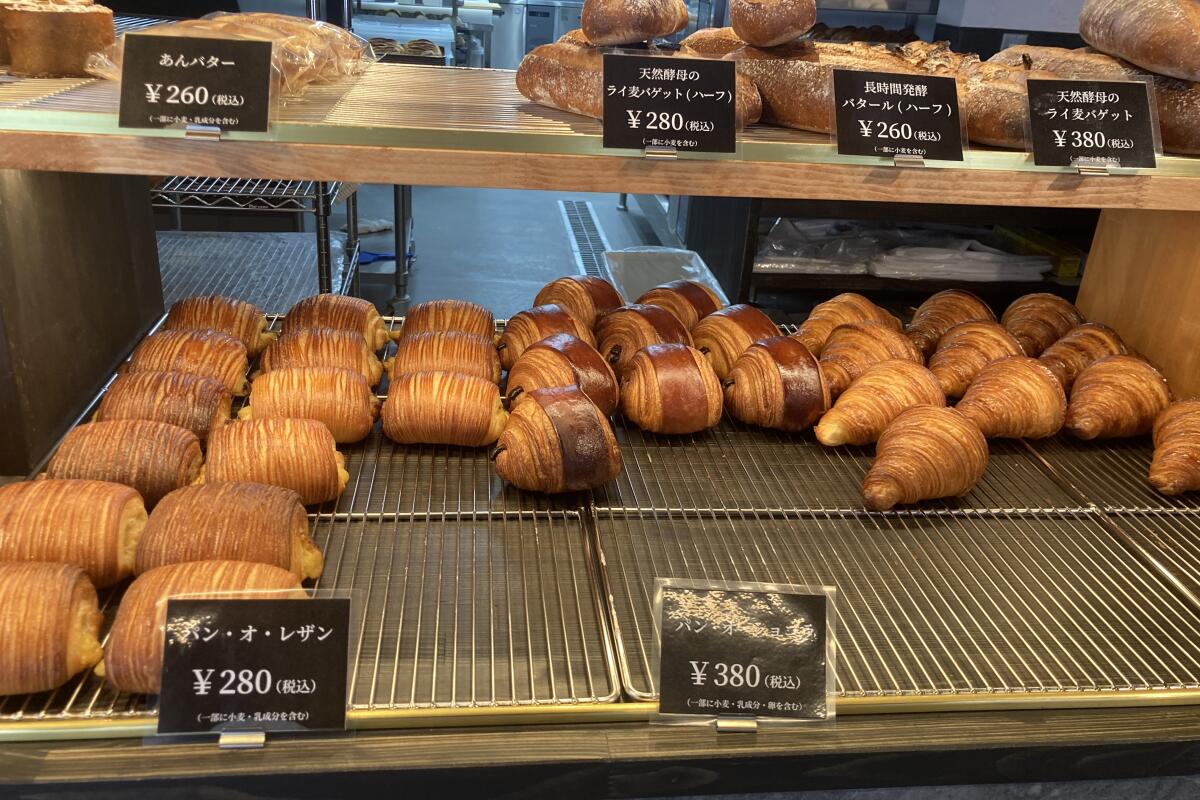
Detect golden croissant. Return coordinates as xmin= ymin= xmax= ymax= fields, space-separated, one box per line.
xmin=506 ymin=333 xmax=619 ymax=416
xmin=863 ymin=406 xmax=988 ymax=511
xmin=928 ymin=321 xmax=1024 ymax=399
xmin=1000 ymin=293 xmax=1085 ymax=357
xmin=534 ymin=275 xmax=623 ymax=328
xmin=0 ymin=562 xmax=102 ymax=695
xmin=382 ymin=371 xmax=508 ymax=447
xmin=494 ymin=386 xmax=622 ymax=493
xmin=1065 ymin=355 xmax=1173 ymax=440
xmin=595 ymin=304 xmax=694 ymax=371
xmin=400 ymin=299 xmax=495 ymax=340
xmin=126 ymin=329 xmax=249 ymax=396
xmin=136 ymin=482 xmax=323 ymax=580
xmin=1038 ymin=322 xmax=1127 ymax=391
xmin=390 ymin=331 xmax=500 ymax=384
xmin=0 ymin=479 xmax=147 ymax=587
xmin=723 ymin=336 xmax=827 ymax=431
xmin=201 ymin=418 xmax=349 ymax=505
xmin=45 ymin=420 xmax=203 ymax=508
xmin=498 ymin=304 xmax=595 ymax=371
xmin=239 ymin=366 xmax=380 ymax=444
xmin=1150 ymin=399 xmax=1200 ymax=495
xmin=815 ymin=359 xmax=944 ymax=446
xmin=635 ymin=280 xmax=724 ymax=330
xmin=620 ymin=343 xmax=722 ymax=435
xmin=282 ymin=293 xmax=390 ymax=351
xmin=792 ymin=293 xmax=901 ymax=356
xmin=691 ymin=304 xmax=781 ymax=380
xmin=956 ymin=356 xmax=1066 ymax=438
xmin=100 ymin=560 xmax=305 ymax=694
xmin=162 ymin=295 xmax=275 ymax=357
xmin=259 ymin=328 xmax=384 ymax=387
xmin=94 ymin=370 xmax=232 ymax=442
xmin=819 ymin=321 xmax=923 ymax=397
xmin=905 ymin=289 xmax=995 ymax=358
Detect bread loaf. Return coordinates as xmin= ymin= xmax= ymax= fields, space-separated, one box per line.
xmin=678 ymin=26 xmax=745 ymax=57
xmin=282 ymin=294 xmax=390 ymax=352
xmin=202 ymin=418 xmax=348 ymax=505
xmin=259 ymin=328 xmax=384 ymax=387
xmin=1080 ymin=0 xmax=1200 ymax=82
xmin=534 ymin=275 xmax=623 ymax=329
xmin=390 ymin=331 xmax=500 ymax=384
xmin=3 ymin=2 xmax=112 ymax=77
xmin=581 ymin=0 xmax=687 ymax=46
xmin=94 ymin=371 xmax=232 ymax=442
xmin=400 ymin=299 xmax=495 ymax=340
xmin=730 ymin=0 xmax=815 ymax=48
xmin=239 ymin=366 xmax=380 ymax=444
xmin=382 ymin=371 xmax=508 ymax=447
xmin=127 ymin=329 xmax=249 ymax=396
xmin=506 ymin=333 xmax=619 ymax=416
xmin=163 ymin=295 xmax=275 ymax=357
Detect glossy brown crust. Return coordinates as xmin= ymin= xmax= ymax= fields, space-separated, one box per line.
xmin=595 ymin=304 xmax=694 ymax=372
xmin=1001 ymin=293 xmax=1085 ymax=358
xmin=956 ymin=356 xmax=1067 ymax=439
xmin=163 ymin=295 xmax=274 ymax=357
xmin=816 ymin=359 xmax=944 ymax=447
xmin=724 ymin=336 xmax=827 ymax=431
xmin=498 ymin=304 xmax=596 ymax=371
xmin=240 ymin=367 xmax=380 ymax=444
xmin=94 ymin=371 xmax=232 ymax=442
xmin=691 ymin=304 xmax=780 ymax=380
xmin=819 ymin=320 xmax=923 ymax=398
xmin=45 ymin=420 xmax=202 ymax=508
xmin=202 ymin=418 xmax=348 ymax=505
xmin=259 ymin=328 xmax=384 ymax=388
xmin=1080 ymin=0 xmax=1200 ymax=82
xmin=1066 ymin=355 xmax=1174 ymax=440
xmin=281 ymin=294 xmax=389 ymax=351
xmin=382 ymin=371 xmax=508 ymax=447
xmin=581 ymin=0 xmax=687 ymax=46
xmin=506 ymin=333 xmax=619 ymax=416
xmin=928 ymin=321 xmax=1024 ymax=399
xmin=400 ymin=299 xmax=495 ymax=340
xmin=862 ymin=406 xmax=988 ymax=511
xmin=635 ymin=280 xmax=725 ymax=330
xmin=905 ymin=289 xmax=995 ymax=358
xmin=730 ymin=0 xmax=815 ymax=47
xmin=390 ymin=331 xmax=501 ymax=384
xmin=1037 ymin=322 xmax=1127 ymax=391
xmin=792 ymin=292 xmax=901 ymax=356
xmin=1150 ymin=399 xmax=1200 ymax=494
xmin=533 ymin=276 xmax=623 ymax=329
xmin=127 ymin=329 xmax=249 ymax=397
xmin=620 ymin=343 xmax=722 ymax=434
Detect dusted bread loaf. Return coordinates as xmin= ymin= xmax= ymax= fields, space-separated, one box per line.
xmin=506 ymin=333 xmax=619 ymax=416
xmin=957 ymin=356 xmax=1067 ymax=439
xmin=863 ymin=406 xmax=988 ymax=511
xmin=127 ymin=329 xmax=249 ymax=396
xmin=819 ymin=320 xmax=923 ymax=397
xmin=3 ymin=2 xmax=113 ymax=77
xmin=94 ymin=371 xmax=232 ymax=442
xmin=904 ymin=289 xmax=994 ymax=359
xmin=1150 ymin=399 xmax=1200 ymax=495
xmin=163 ymin=295 xmax=275 ymax=357
xmin=498 ymin=304 xmax=596 ymax=371
xmin=691 ymin=304 xmax=780 ymax=380
xmin=1037 ymin=323 xmax=1127 ymax=391
xmin=136 ymin=483 xmax=323 ymax=580
xmin=595 ymin=304 xmax=693 ymax=371
xmin=815 ymin=359 xmax=944 ymax=447
xmin=1080 ymin=0 xmax=1200 ymax=82
xmin=282 ymin=294 xmax=390 ymax=351
xmin=620 ymin=343 xmax=722 ymax=435
xmin=390 ymin=331 xmax=501 ymax=384
xmin=203 ymin=418 xmax=348 ymax=505
xmin=791 ymin=292 xmax=900 ymax=356
xmin=723 ymin=336 xmax=827 ymax=431
xmin=730 ymin=0 xmax=815 ymax=48
xmin=534 ymin=276 xmax=623 ymax=329
xmin=240 ymin=366 xmax=379 ymax=444
xmin=581 ymin=0 xmax=686 ymax=46
xmin=259 ymin=328 xmax=384 ymax=387
xmin=382 ymin=371 xmax=508 ymax=447
xmin=0 ymin=562 xmax=102 ymax=695
xmin=1001 ymin=293 xmax=1085 ymax=358
xmin=400 ymin=299 xmax=494 ymax=340
xmin=0 ymin=479 xmax=146 ymax=587
xmin=1066 ymin=355 xmax=1174 ymax=440
xmin=928 ymin=321 xmax=1024 ymax=399
xmin=635 ymin=280 xmax=724 ymax=331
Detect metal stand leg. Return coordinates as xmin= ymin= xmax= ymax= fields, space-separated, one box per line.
xmin=394 ymin=184 xmax=410 ymax=303
xmin=315 ymin=181 xmax=333 ymax=294
xmin=345 ymin=189 xmax=360 ymax=297
xmin=617 ymin=193 xmax=628 ymax=212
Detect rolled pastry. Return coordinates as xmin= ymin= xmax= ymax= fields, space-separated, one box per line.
xmin=239 ymin=366 xmax=380 ymax=444
xmin=595 ymin=304 xmax=693 ymax=371
xmin=202 ymin=418 xmax=349 ymax=505
xmin=94 ymin=371 xmax=232 ymax=443
xmin=506 ymin=333 xmax=619 ymax=416
xmin=259 ymin=328 xmax=384 ymax=388
xmin=163 ymin=295 xmax=275 ymax=357
xmin=389 ymin=331 xmax=501 ymax=384
xmin=498 ymin=304 xmax=595 ymax=371
xmin=382 ymin=371 xmax=508 ymax=447
xmin=400 ymin=299 xmax=495 ymax=340
xmin=282 ymin=294 xmax=390 ymax=351
xmin=126 ymin=329 xmax=249 ymax=397
xmin=723 ymin=335 xmax=827 ymax=431
xmin=635 ymin=280 xmax=724 ymax=331
xmin=620 ymin=343 xmax=722 ymax=435
xmin=533 ymin=275 xmax=623 ymax=329
xmin=691 ymin=304 xmax=780 ymax=380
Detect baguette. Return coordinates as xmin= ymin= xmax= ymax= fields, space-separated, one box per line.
xmin=1080 ymin=0 xmax=1200 ymax=82
xmin=730 ymin=0 xmax=815 ymax=48
xmin=581 ymin=0 xmax=686 ymax=47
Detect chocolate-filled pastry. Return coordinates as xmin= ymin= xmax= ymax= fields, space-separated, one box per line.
xmin=863 ymin=406 xmax=988 ymax=511
xmin=1066 ymin=355 xmax=1174 ymax=440
xmin=533 ymin=275 xmax=623 ymax=328
xmin=282 ymin=294 xmax=390 ymax=352
xmin=819 ymin=320 xmax=923 ymax=397
xmin=691 ymin=304 xmax=781 ymax=380
xmin=815 ymin=359 xmax=943 ymax=446
xmin=1038 ymin=323 xmax=1127 ymax=391
xmin=620 ymin=343 xmax=722 ymax=435
xmin=94 ymin=371 xmax=232 ymax=443
xmin=382 ymin=371 xmax=508 ymax=447
xmin=635 ymin=280 xmax=724 ymax=330
xmin=126 ymin=329 xmax=249 ymax=396
xmin=390 ymin=331 xmax=501 ymax=384
xmin=928 ymin=321 xmax=1024 ymax=399
xmin=163 ymin=295 xmax=275 ymax=357
xmin=957 ymin=356 xmax=1067 ymax=439
xmin=259 ymin=328 xmax=384 ymax=388
xmin=1150 ymin=399 xmax=1200 ymax=495
xmin=239 ymin=367 xmax=380 ymax=444
xmin=202 ymin=418 xmax=348 ymax=505
xmin=792 ymin=293 xmax=901 ymax=356
xmin=724 ymin=336 xmax=826 ymax=431
xmin=494 ymin=386 xmax=621 ymax=492
xmin=498 ymin=304 xmax=595 ymax=371
xmin=506 ymin=333 xmax=618 ymax=415
xmin=595 ymin=304 xmax=694 ymax=371
xmin=1000 ymin=293 xmax=1085 ymax=357
xmin=400 ymin=299 xmax=495 ymax=340
xmin=905 ymin=289 xmax=995 ymax=358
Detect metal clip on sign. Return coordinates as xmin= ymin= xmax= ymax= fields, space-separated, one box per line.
xmin=218 ymin=729 xmax=267 ymax=749
xmin=184 ymin=123 xmax=222 ymax=141
xmin=715 ymin=716 xmax=759 ymax=733
xmin=1071 ymin=156 xmax=1115 ymax=176
xmin=893 ymin=153 xmax=926 ymax=168
xmin=644 ymin=145 xmax=678 ymax=160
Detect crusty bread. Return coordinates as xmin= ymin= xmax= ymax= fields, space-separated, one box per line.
xmin=2 ymin=2 xmax=111 ymax=77
xmin=1080 ymin=0 xmax=1200 ymax=82
xmin=581 ymin=0 xmax=687 ymax=47
xmin=730 ymin=0 xmax=815 ymax=48
xmin=678 ymin=26 xmax=746 ymax=57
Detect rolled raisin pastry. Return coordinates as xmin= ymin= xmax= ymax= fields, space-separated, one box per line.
xmin=0 ymin=479 xmax=146 ymax=587
xmin=691 ymin=304 xmax=781 ymax=381
xmin=792 ymin=293 xmax=901 ymax=356
xmin=1065 ymin=355 xmax=1174 ymax=440
xmin=389 ymin=331 xmax=501 ymax=384
xmin=506 ymin=333 xmax=619 ymax=416
xmin=862 ymin=406 xmax=988 ymax=511
xmin=259 ymin=328 xmax=384 ymax=388
xmin=1000 ymin=293 xmax=1085 ymax=357
xmin=928 ymin=321 xmax=1024 ymax=399
xmin=494 ymin=386 xmax=622 ymax=493
xmin=498 ymin=304 xmax=596 ymax=371
xmin=635 ymin=280 xmax=724 ymax=331
xmin=382 ymin=371 xmax=508 ymax=447
xmin=239 ymin=367 xmax=380 ymax=444
xmin=1150 ymin=399 xmax=1200 ymax=495
xmin=819 ymin=321 xmax=923 ymax=398
xmin=620 ymin=343 xmax=722 ymax=435
xmin=0 ymin=562 xmax=103 ymax=696
xmin=400 ymin=299 xmax=495 ymax=340
xmin=956 ymin=356 xmax=1067 ymax=439
xmin=94 ymin=371 xmax=232 ymax=443
xmin=126 ymin=329 xmax=249 ymax=396
xmin=282 ymin=294 xmax=390 ymax=352
xmin=135 ymin=483 xmax=323 ymax=580
xmin=162 ymin=295 xmax=275 ymax=357
xmin=595 ymin=304 xmax=693 ymax=371
xmin=101 ymin=560 xmax=305 ymax=695
xmin=723 ymin=336 xmax=827 ymax=431
xmin=815 ymin=359 xmax=943 ymax=447
xmin=202 ymin=418 xmax=349 ymax=505
xmin=45 ymin=420 xmax=202 ymax=508
xmin=1038 ymin=323 xmax=1127 ymax=391
xmin=905 ymin=289 xmax=995 ymax=358
xmin=534 ymin=275 xmax=623 ymax=329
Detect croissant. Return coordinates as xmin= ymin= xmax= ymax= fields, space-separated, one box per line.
xmin=390 ymin=331 xmax=500 ymax=384
xmin=863 ymin=406 xmax=988 ymax=511
xmin=1065 ymin=355 xmax=1173 ymax=440
xmin=815 ymin=359 xmax=944 ymax=446
xmin=126 ymin=330 xmax=249 ymax=396
xmin=494 ymin=386 xmax=621 ymax=492
xmin=534 ymin=275 xmax=623 ymax=328
xmin=94 ymin=371 xmax=231 ymax=442
xmin=0 ymin=563 xmax=102 ymax=695
xmin=100 ymin=560 xmax=305 ymax=694
xmin=905 ymin=289 xmax=995 ymax=358
xmin=382 ymin=371 xmax=508 ymax=447
xmin=162 ymin=295 xmax=275 ymax=357
xmin=819 ymin=321 xmax=923 ymax=397
xmin=282 ymin=294 xmax=390 ymax=351
xmin=595 ymin=304 xmax=694 ymax=371
xmin=239 ymin=367 xmax=380 ymax=444
xmin=1001 ymin=293 xmax=1085 ymax=357
xmin=259 ymin=328 xmax=384 ymax=387
xmin=202 ymin=418 xmax=349 ymax=505
xmin=1038 ymin=323 xmax=1127 ymax=391
xmin=620 ymin=343 xmax=722 ymax=434
xmin=506 ymin=333 xmax=619 ymax=415
xmin=723 ymin=336 xmax=827 ymax=431
xmin=956 ymin=356 xmax=1067 ymax=439
xmin=928 ymin=321 xmax=1024 ymax=399
xmin=691 ymin=304 xmax=781 ymax=380
xmin=136 ymin=483 xmax=323 ymax=580
xmin=498 ymin=304 xmax=595 ymax=371
xmin=635 ymin=280 xmax=724 ymax=330
xmin=793 ymin=293 xmax=901 ymax=356
xmin=1150 ymin=399 xmax=1200 ymax=495
xmin=0 ymin=479 xmax=147 ymax=587
xmin=400 ymin=299 xmax=495 ymax=340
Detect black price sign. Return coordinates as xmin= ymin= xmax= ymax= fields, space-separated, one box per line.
xmin=1027 ymin=78 xmax=1157 ymax=168
xmin=118 ymin=33 xmax=273 ymax=132
xmin=833 ymin=69 xmax=963 ymax=161
xmin=158 ymin=598 xmax=350 ymax=735
xmin=656 ymin=580 xmax=835 ymax=722
xmin=602 ymin=53 xmax=736 ymax=153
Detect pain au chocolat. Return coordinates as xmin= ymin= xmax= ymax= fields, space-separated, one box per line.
xmin=259 ymin=328 xmax=384 ymax=388
xmin=390 ymin=331 xmax=501 ymax=384
xmin=506 ymin=333 xmax=619 ymax=415
xmin=126 ymin=329 xmax=249 ymax=396
xmin=595 ymin=304 xmax=693 ymax=371
xmin=620 ymin=343 xmax=722 ymax=435
xmin=400 ymin=299 xmax=495 ymax=340
xmin=723 ymin=336 xmax=827 ymax=431
xmin=533 ymin=275 xmax=623 ymax=329
xmin=202 ymin=418 xmax=348 ymax=505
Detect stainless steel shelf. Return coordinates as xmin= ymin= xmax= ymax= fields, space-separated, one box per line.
xmin=152 ymin=177 xmax=343 ymax=214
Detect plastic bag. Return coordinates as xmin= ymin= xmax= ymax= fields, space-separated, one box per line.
xmin=870 ymin=242 xmax=1053 ymax=282
xmin=603 ymin=247 xmax=730 ymax=306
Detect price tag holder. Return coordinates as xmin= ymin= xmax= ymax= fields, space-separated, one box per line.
xmin=832 ymin=69 xmax=964 ymax=162
xmin=1026 ymin=78 xmax=1159 ymax=169
xmin=158 ymin=598 xmax=350 ymax=736
xmin=118 ymin=33 xmax=274 ymax=132
xmin=654 ymin=579 xmax=836 ymax=725
xmin=602 ymin=52 xmax=736 ymax=154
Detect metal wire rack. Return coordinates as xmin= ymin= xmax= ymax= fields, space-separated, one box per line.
xmin=152 ymin=177 xmax=343 ymax=214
